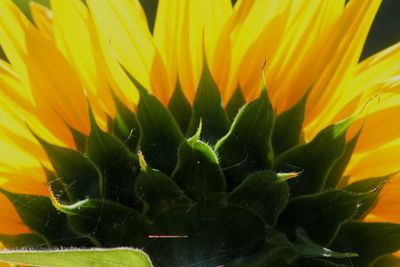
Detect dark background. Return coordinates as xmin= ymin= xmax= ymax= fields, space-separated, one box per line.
xmin=1 ymin=0 xmax=399 ymax=62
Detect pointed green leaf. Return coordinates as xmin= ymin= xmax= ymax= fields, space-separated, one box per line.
xmin=272 ymin=92 xmax=307 ymax=155
xmin=87 ymin=108 xmax=140 ymax=206
xmin=0 ymin=233 xmax=48 ymax=249
xmin=36 ymin=138 xmax=101 ymax=200
xmin=288 ymin=228 xmax=358 ymax=259
xmin=228 ymin=170 xmax=288 ymax=226
xmin=68 ymin=126 xmax=88 ymax=152
xmin=135 ymin=158 xmax=191 ymax=218
xmin=0 ymin=190 xmax=89 ymax=247
xmin=52 ymin=198 xmax=150 ymax=247
xmin=226 ymin=86 xmax=245 ymax=120
xmin=274 ymin=119 xmax=351 ymax=196
xmin=131 ymin=78 xmax=184 ymax=175
xmin=168 ymin=81 xmax=192 ymax=133
xmin=277 ymin=189 xmax=370 ymax=245
xmin=343 ymin=176 xmax=389 ymax=219
xmin=112 ymin=94 xmax=141 ymax=152
xmin=216 ymin=88 xmax=274 ymax=190
xmin=238 ymin=230 xmax=354 ymax=267
xmin=187 ymin=62 xmax=230 ymax=144
xmin=324 ymin=131 xmax=361 ymax=190
xmin=0 ymin=248 xmax=152 ymax=267
xmin=330 ymin=222 xmax=400 ymax=267
xmin=172 ymin=133 xmax=226 ymax=201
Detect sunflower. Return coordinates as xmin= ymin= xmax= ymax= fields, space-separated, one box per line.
xmin=0 ymin=0 xmax=400 ymax=266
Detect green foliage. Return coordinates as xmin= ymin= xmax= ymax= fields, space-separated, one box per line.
xmin=168 ymin=81 xmax=192 ymax=133
xmin=135 ymin=157 xmax=191 ymax=218
xmin=2 ymin=79 xmax=399 ymax=267
xmin=228 ymin=170 xmax=288 ymax=226
xmin=277 ymin=189 xmax=372 ymax=245
xmin=0 ymin=248 xmax=152 ymax=267
xmin=272 ymin=91 xmax=307 ymax=155
xmin=274 ymin=119 xmax=351 ymax=196
xmin=111 ymin=93 xmax=141 ymax=152
xmin=187 ymin=62 xmax=230 ymax=144
xmin=330 ymin=222 xmax=400 ymax=267
xmin=325 ymin=131 xmax=361 ymax=190
xmin=172 ymin=129 xmax=226 ymax=202
xmin=216 ymin=87 xmax=274 ymax=190
xmin=133 ymin=77 xmax=184 ymax=175
xmin=87 ymin=107 xmax=140 ymax=206
xmin=35 ymin=135 xmax=101 ymax=201
xmin=226 ymin=86 xmax=246 ymax=120
xmin=52 ymin=198 xmax=150 ymax=247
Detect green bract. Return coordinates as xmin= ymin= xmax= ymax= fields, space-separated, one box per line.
xmin=1 ymin=65 xmax=399 ymax=267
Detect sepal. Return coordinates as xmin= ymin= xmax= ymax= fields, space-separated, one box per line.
xmin=274 ymin=118 xmax=353 ymax=196
xmin=330 ymin=222 xmax=400 ymax=267
xmin=135 ymin=152 xmax=191 ymax=218
xmin=172 ymin=123 xmax=226 ymax=201
xmin=168 ymin=81 xmax=192 ymax=133
xmin=272 ymin=91 xmax=308 ymax=155
xmin=87 ymin=106 xmax=140 ymax=206
xmin=187 ymin=61 xmax=230 ymax=144
xmin=226 ymin=86 xmax=245 ymax=120
xmin=132 ymin=76 xmax=184 ymax=174
xmin=50 ymin=194 xmax=150 ymax=247
xmin=343 ymin=176 xmax=389 ymax=219
xmin=325 ymin=130 xmax=361 ymax=190
xmin=34 ymin=135 xmax=101 ymax=201
xmin=216 ymin=87 xmax=274 ymax=190
xmin=228 ymin=170 xmax=289 ymax=226
xmin=277 ymin=189 xmax=373 ymax=245
xmin=111 ymin=93 xmax=140 ymax=152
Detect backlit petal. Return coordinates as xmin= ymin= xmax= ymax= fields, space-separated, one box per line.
xmin=0 ymin=0 xmax=89 ymax=140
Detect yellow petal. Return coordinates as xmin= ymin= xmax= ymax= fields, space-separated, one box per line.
xmin=0 ymin=111 xmax=48 ymax=165
xmin=346 ymin=139 xmax=400 ymax=180
xmin=29 ymin=1 xmax=53 ymax=40
xmin=267 ymin=0 xmax=345 ymax=109
xmin=51 ymin=0 xmax=115 ymax=128
xmin=153 ymin=0 xmax=180 ymax=100
xmin=354 ymin=42 xmax=400 ymax=87
xmin=0 ymin=139 xmax=42 ymax=174
xmin=350 ymin=92 xmax=400 ymax=153
xmin=0 ymin=60 xmax=70 ymax=149
xmin=87 ymin=0 xmax=169 ymax=104
xmin=303 ymin=0 xmax=382 ymax=140
xmin=0 ymin=59 xmax=34 ymax=112
xmin=0 ymin=0 xmax=89 ymax=139
xmin=213 ymin=0 xmax=291 ymax=103
xmin=319 ymin=45 xmax=400 ymax=130
xmin=176 ymin=0 xmax=204 ymax=102
xmin=237 ymin=1 xmax=292 ymax=102
xmin=203 ymin=0 xmax=232 ymax=78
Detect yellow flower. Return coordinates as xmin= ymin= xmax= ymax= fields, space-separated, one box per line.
xmin=0 ymin=0 xmax=399 ymax=252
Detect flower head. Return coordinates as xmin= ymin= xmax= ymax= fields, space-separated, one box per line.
xmin=0 ymin=0 xmax=400 ymax=266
